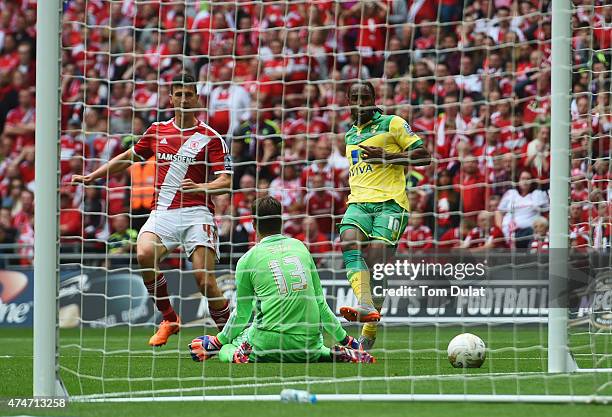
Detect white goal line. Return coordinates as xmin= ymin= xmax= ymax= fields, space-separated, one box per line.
xmin=70 ymin=371 xmax=611 ymax=402
xmin=73 ymin=394 xmax=612 ymax=404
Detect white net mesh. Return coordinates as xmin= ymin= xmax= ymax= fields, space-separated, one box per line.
xmin=46 ymin=0 xmax=612 ymax=401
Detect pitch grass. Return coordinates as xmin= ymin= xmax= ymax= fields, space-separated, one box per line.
xmin=0 ymin=326 xmax=610 ymax=417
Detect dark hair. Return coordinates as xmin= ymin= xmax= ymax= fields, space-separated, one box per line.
xmin=350 ymin=80 xmax=376 ymax=98
xmin=171 ymin=72 xmax=197 ymax=93
xmin=517 ymin=169 xmax=538 ymax=194
xmin=252 ymin=196 xmax=282 ymax=235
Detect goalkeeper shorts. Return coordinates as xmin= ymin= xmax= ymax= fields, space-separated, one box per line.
xmin=138 ymin=206 xmax=220 ymax=259
xmin=338 ymin=200 xmax=409 ymax=246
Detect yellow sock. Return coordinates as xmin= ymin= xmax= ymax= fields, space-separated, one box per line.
xmin=361 ymin=322 xmax=378 ymax=340
xmin=348 ymin=270 xmax=374 ymax=306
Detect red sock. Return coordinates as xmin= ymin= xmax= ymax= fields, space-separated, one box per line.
xmin=145 ymin=274 xmax=177 ymax=322
xmin=209 ymin=299 xmax=230 ymax=330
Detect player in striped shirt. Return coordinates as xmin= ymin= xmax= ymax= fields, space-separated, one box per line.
xmin=72 ymin=73 xmax=232 ymax=347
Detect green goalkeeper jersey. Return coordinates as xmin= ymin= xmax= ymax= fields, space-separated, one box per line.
xmin=216 ymin=234 xmax=347 ymax=345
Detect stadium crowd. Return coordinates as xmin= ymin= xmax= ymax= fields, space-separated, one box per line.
xmin=0 ymin=0 xmax=610 ymax=265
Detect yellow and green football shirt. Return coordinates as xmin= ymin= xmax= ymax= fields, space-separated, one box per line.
xmin=345 ymin=112 xmax=423 ymax=211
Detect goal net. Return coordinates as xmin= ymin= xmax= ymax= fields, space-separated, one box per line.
xmin=40 ymin=0 xmax=612 ymax=402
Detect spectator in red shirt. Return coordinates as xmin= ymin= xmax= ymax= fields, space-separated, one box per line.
xmin=301 ymin=136 xmax=341 ymax=193
xmin=59 ymin=189 xmax=83 ymax=252
xmin=9 ymin=145 xmax=34 ymax=188
xmin=569 ymin=202 xmax=590 ymax=248
xmin=530 ymin=216 xmax=550 ymax=254
xmin=412 ymin=97 xmax=436 ymax=142
xmin=438 ymin=221 xmax=473 ymax=248
xmin=462 ymin=211 xmax=507 ymax=250
xmin=3 ymin=88 xmax=35 ymax=150
xmin=423 ymin=170 xmax=460 ymax=239
xmin=457 ymin=157 xmax=486 ymax=219
xmin=295 ymin=217 xmax=332 ymax=264
xmin=351 ymin=0 xmax=388 ymax=75
xmin=0 ymin=34 xmax=19 ymax=72
xmin=259 ymin=39 xmax=286 ymax=107
xmin=12 ymin=188 xmax=33 ymax=230
xmin=304 ymin=173 xmax=344 ymax=237
xmin=397 ymin=210 xmax=433 ymax=254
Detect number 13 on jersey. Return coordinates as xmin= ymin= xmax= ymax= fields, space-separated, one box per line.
xmin=268 ymin=256 xmax=308 ymax=296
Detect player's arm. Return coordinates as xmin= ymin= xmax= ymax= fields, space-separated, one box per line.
xmin=215 ymin=258 xmax=254 ymax=346
xmin=309 ymin=255 xmax=351 ymax=344
xmin=360 ymin=116 xmax=431 ymax=167
xmin=359 ymin=144 xmax=431 ymax=167
xmin=72 ymin=125 xmax=156 ymax=185
xmin=71 ymin=148 xmax=136 ymax=185
xmin=181 ymin=136 xmax=233 ymax=195
xmin=181 ymin=173 xmax=231 ymax=195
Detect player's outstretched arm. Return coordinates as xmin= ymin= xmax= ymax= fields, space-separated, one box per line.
xmin=71 ymin=149 xmax=136 ymax=185
xmin=181 ymin=173 xmax=232 ymax=195
xmin=359 ymin=144 xmax=431 ymax=167
xmin=308 ymin=255 xmax=351 ymax=344
xmin=215 ymin=257 xmax=254 ymax=346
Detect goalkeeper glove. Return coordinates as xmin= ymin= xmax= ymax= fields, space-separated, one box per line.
xmin=340 ymin=335 xmax=361 ymax=350
xmin=189 ymin=335 xmax=222 ymax=362
xmin=331 ymin=345 xmax=376 ymax=364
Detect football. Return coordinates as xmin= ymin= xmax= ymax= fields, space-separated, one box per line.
xmin=447 ymin=333 xmax=487 ymax=368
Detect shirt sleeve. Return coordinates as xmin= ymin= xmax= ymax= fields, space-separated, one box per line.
xmin=216 ymin=256 xmax=254 ymax=345
xmin=498 ymin=190 xmax=513 ymax=212
xmin=536 ymin=189 xmax=550 ymax=211
xmin=207 ymin=135 xmax=233 ymax=175
xmin=132 ymin=124 xmax=156 ymax=161
xmin=309 ymin=255 xmax=347 ymax=342
xmin=391 ymin=116 xmax=423 ymax=151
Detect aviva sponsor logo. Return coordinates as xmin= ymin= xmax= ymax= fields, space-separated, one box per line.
xmin=349 ymin=163 xmax=373 ymax=176
xmin=157 ymin=152 xmax=195 ymax=163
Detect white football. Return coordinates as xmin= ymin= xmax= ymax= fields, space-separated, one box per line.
xmin=447 ymin=333 xmax=486 ymax=368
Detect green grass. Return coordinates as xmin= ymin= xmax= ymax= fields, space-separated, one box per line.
xmin=0 ymin=326 xmax=611 ymax=417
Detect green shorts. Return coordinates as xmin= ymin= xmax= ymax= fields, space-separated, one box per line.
xmin=338 ymin=200 xmax=409 ymax=246
xmin=220 ymin=327 xmax=331 ymax=363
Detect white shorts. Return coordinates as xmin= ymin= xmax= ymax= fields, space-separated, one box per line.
xmin=138 ymin=206 xmax=220 ymax=259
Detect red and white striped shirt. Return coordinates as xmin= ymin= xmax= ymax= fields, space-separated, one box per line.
xmin=132 ymin=118 xmax=232 ymax=213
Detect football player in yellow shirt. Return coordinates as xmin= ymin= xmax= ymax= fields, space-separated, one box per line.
xmin=338 ymin=81 xmax=431 ymax=349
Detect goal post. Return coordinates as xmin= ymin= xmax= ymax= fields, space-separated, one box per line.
xmin=547 ymin=0 xmax=573 ymax=374
xmin=33 ymin=0 xmax=64 ymax=398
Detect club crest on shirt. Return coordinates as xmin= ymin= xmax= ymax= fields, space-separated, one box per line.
xmin=189 ymin=140 xmax=200 ymax=150
xmin=224 ymin=155 xmax=233 ymax=170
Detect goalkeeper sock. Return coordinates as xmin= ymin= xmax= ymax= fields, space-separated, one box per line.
xmin=145 ymin=274 xmax=177 ymax=322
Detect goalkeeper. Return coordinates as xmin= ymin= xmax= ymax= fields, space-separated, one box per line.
xmin=188 ymin=196 xmax=374 ymax=364
xmin=338 ymin=81 xmax=431 ymax=349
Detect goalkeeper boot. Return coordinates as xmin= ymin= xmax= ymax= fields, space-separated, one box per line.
xmin=339 ymin=304 xmax=380 ymax=323
xmin=331 ymin=345 xmax=376 ymax=364
xmin=189 ymin=335 xmax=222 ymax=362
xmin=232 ymin=341 xmax=252 ymax=364
xmin=357 ymin=335 xmax=376 ymax=351
xmin=148 ymin=315 xmax=181 ymax=347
